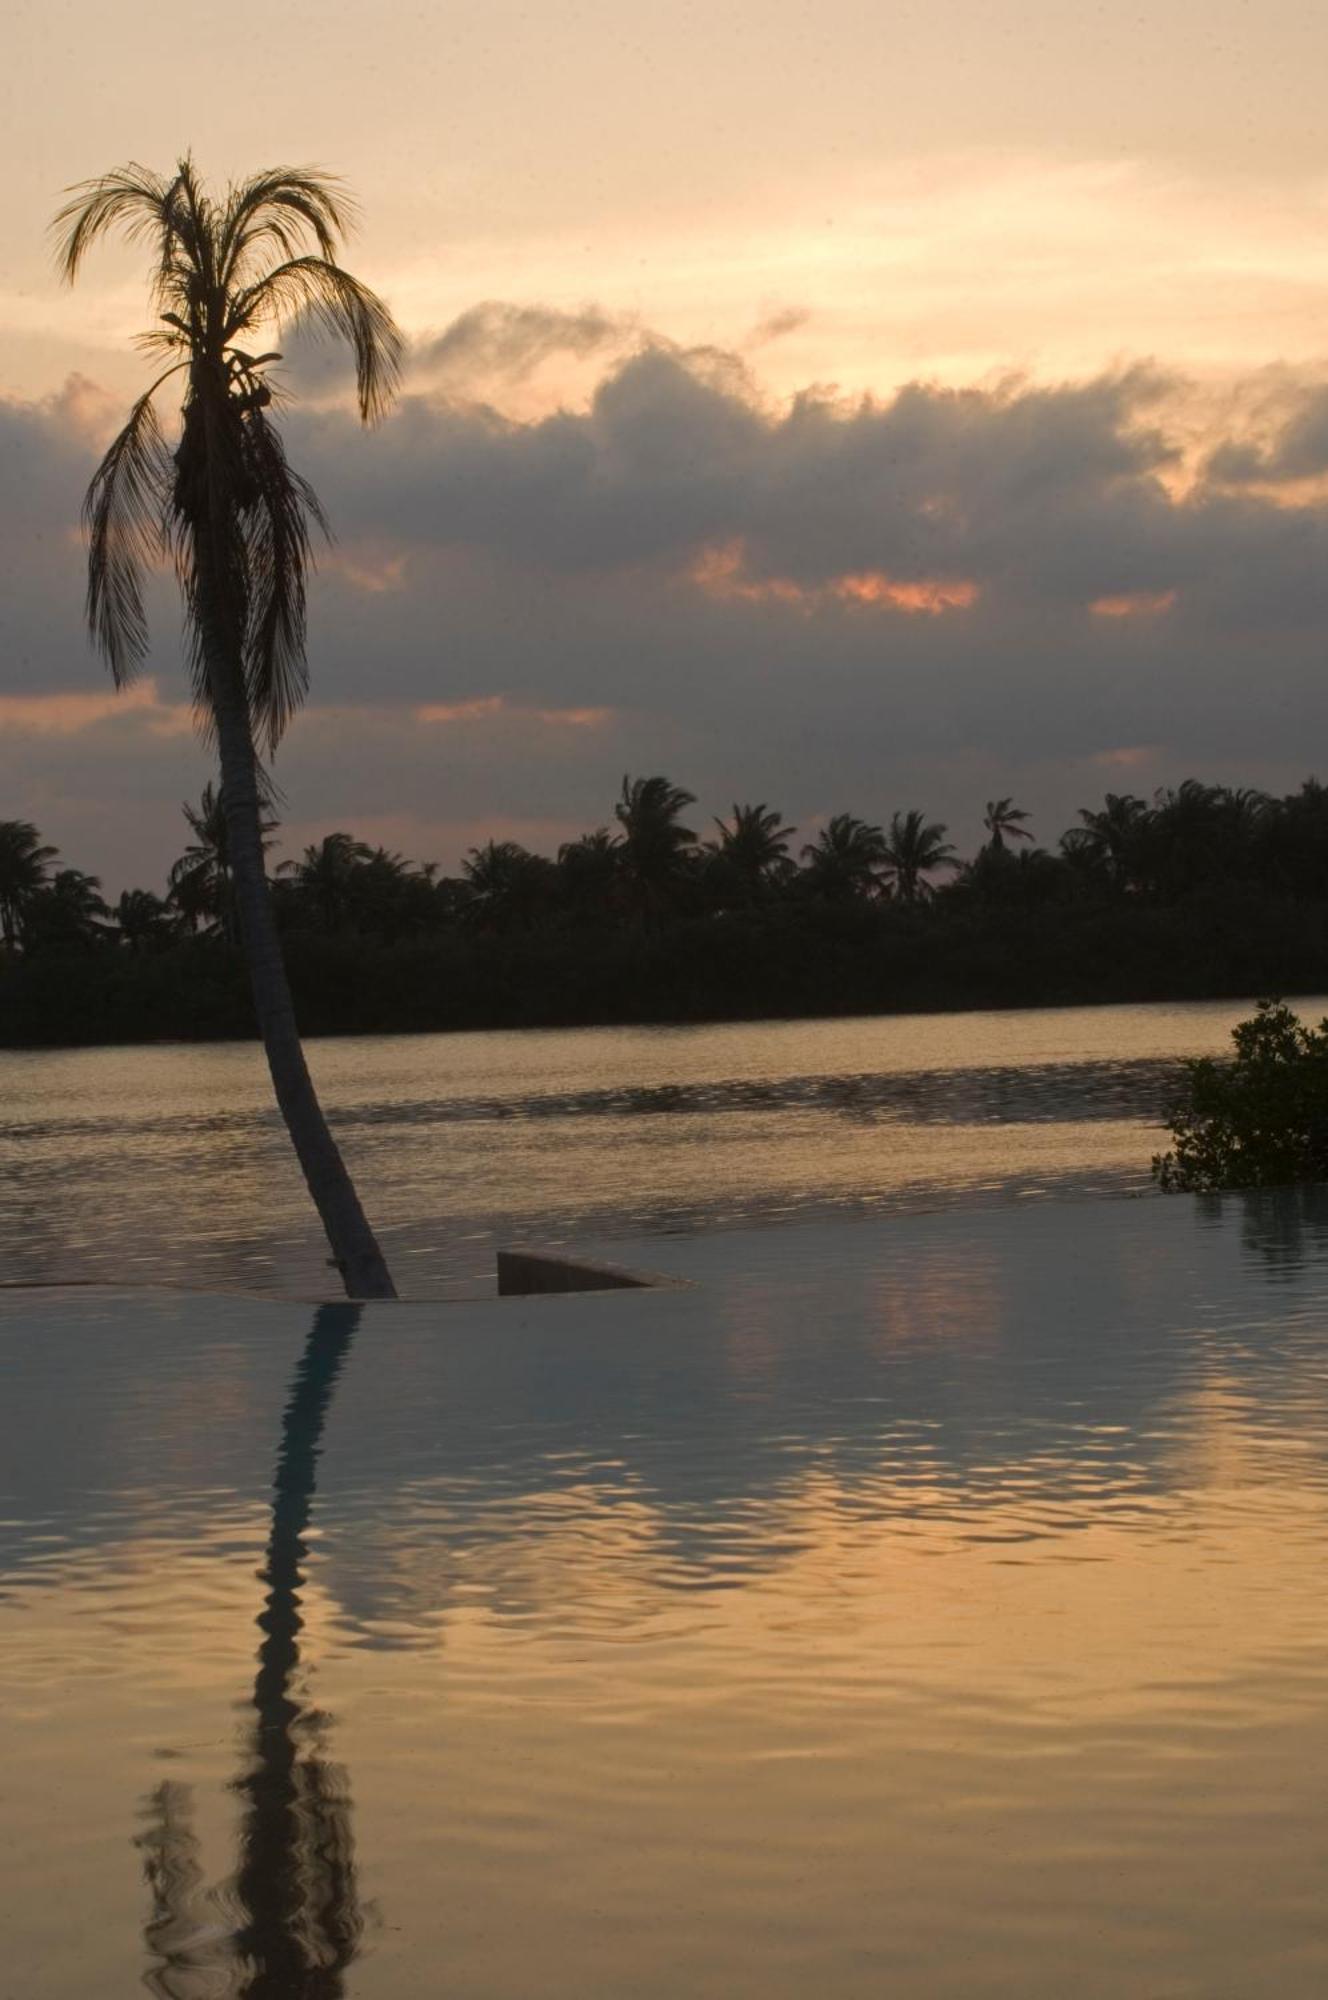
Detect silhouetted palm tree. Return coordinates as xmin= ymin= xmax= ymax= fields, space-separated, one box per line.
xmin=115 ymin=888 xmax=177 ymax=952
xmin=461 ymin=839 xmax=557 ymax=932
xmin=881 ymin=809 xmax=955 ymax=902
xmin=279 ymin=832 xmax=375 ymax=933
xmin=615 ymin=774 xmax=698 ymax=922
xmin=982 ymin=798 xmax=1033 ymax=853
xmin=1069 ymin=791 xmax=1149 ymax=891
xmin=557 ymin=827 xmax=622 ymax=922
xmin=56 ymin=157 xmax=401 ymax=1297
xmin=168 ymin=783 xmax=244 ymax=936
xmin=707 ymin=802 xmax=796 ymax=905
xmin=23 ymin=867 xmax=113 ymax=951
xmin=799 ymin=814 xmax=889 ymax=900
xmin=1147 ymin=781 xmax=1269 ymax=899
xmin=0 ymin=820 xmax=58 ymax=950
xmin=1258 ymin=778 xmax=1328 ymax=898
xmin=356 ymin=847 xmax=439 ymax=943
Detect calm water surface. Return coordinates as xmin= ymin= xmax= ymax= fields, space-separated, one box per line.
xmin=4 ymin=1195 xmax=1328 ymax=1995
xmin=0 ymin=997 xmax=1309 ymax=1296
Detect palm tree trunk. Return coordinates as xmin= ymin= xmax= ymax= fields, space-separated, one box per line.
xmin=209 ymin=678 xmax=397 ymax=1299
xmin=187 ymin=379 xmax=394 ymax=1301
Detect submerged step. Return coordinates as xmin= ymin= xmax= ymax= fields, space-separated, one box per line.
xmin=496 ymin=1248 xmax=678 ymax=1296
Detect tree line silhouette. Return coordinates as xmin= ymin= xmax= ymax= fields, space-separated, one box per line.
xmin=5 ymin=772 xmax=1328 ymax=1044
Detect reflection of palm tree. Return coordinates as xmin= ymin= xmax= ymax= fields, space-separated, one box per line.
xmin=138 ymin=1779 xmax=210 ymax=1993
xmin=138 ymin=1304 xmax=366 ymax=1998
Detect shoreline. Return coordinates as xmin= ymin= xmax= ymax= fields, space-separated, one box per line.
xmin=2 ymin=977 xmax=1323 ymax=1055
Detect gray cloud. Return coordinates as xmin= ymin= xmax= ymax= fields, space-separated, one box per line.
xmin=1204 ymin=383 xmax=1328 ymax=485
xmin=0 ymin=386 xmax=119 ymax=691
xmin=8 ymin=350 xmax=1328 ymax=889
xmin=744 ymin=307 xmax=812 ymax=348
xmin=280 ymin=299 xmax=640 ymax=412
xmin=284 ymin=347 xmax=1328 ymax=625
xmin=276 ymin=314 xmax=361 ymax=401
xmin=413 ymin=301 xmax=637 ymax=388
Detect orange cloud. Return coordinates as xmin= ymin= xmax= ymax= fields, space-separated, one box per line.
xmin=415 ymin=695 xmax=612 ymax=728
xmin=333 ymin=549 xmax=409 ymax=594
xmin=835 ymin=571 xmax=978 ymax=613
xmin=535 ymin=705 xmax=613 ymax=728
xmin=1091 ymin=745 xmax=1159 ymax=769
xmin=1089 ymin=589 xmax=1177 ymax=618
xmin=415 ymin=696 xmax=506 ymax=724
xmin=0 ymin=680 xmax=192 ymax=737
xmin=691 ymin=539 xmax=977 ymax=615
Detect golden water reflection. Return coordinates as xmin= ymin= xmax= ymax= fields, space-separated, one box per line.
xmin=4 ymin=1195 xmax=1328 ymax=1994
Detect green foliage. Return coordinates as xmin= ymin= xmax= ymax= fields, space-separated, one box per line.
xmin=1153 ymin=1001 xmax=1328 ymax=1192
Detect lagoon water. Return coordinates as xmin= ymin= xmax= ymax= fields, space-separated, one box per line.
xmin=5 ymin=1195 xmax=1328 ymax=1996
xmin=0 ymin=996 xmax=1309 ymax=1297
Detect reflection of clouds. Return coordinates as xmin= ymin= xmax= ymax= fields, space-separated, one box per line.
xmin=6 ymin=1197 xmax=1328 ymax=1651
xmin=8 ymin=1244 xmax=1328 ymax=1996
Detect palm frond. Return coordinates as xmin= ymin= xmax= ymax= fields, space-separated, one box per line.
xmin=240 ymin=408 xmax=328 ymax=752
xmin=167 ymin=155 xmax=218 ymax=296
xmin=83 ymin=382 xmax=175 ymax=683
xmin=229 ymin=256 xmax=402 ymax=423
xmin=60 ymin=156 xmax=399 ymax=774
xmin=134 ymin=325 xmax=191 ymax=362
xmin=219 ymin=168 xmax=353 ymax=286
xmin=51 ymin=163 xmax=169 ymax=282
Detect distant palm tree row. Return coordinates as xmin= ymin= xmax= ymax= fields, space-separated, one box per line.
xmin=5 ymin=774 xmax=1328 ymax=954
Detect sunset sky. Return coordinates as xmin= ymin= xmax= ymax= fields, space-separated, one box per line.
xmin=5 ymin=0 xmax=1328 ymax=888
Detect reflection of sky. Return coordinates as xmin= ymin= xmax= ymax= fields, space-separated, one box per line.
xmin=6 ymin=1192 xmax=1328 ymax=1627
xmin=7 ymin=1193 xmax=1328 ymax=1994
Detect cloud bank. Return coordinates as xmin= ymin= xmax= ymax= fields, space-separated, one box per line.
xmin=5 ymin=333 xmax=1328 ymax=889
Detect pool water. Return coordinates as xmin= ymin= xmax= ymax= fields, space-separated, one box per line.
xmin=4 ymin=1190 xmax=1328 ymax=1995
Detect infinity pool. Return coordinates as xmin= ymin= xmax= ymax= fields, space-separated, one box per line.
xmin=4 ymin=1191 xmax=1328 ymax=1995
